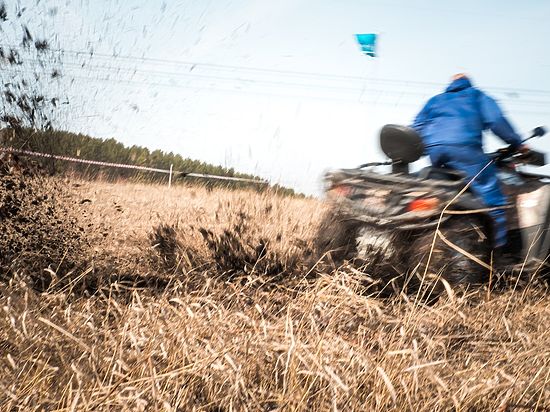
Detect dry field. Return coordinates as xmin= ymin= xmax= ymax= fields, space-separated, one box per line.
xmin=1 ymin=168 xmax=550 ymax=411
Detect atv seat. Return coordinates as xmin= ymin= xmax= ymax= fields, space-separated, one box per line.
xmin=417 ymin=167 xmax=466 ymax=182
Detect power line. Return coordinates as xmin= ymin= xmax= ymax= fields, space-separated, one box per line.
xmin=5 ymin=67 xmax=550 ymax=116
xmin=58 ymin=58 xmax=550 ymax=105
xmin=61 ymin=49 xmax=550 ymax=96
xmin=7 ymin=57 xmax=550 ymax=110
xmin=4 ymin=48 xmax=550 ymax=115
xmin=5 ymin=44 xmax=550 ymax=97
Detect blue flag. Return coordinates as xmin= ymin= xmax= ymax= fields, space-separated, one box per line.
xmin=355 ymin=33 xmax=377 ymax=57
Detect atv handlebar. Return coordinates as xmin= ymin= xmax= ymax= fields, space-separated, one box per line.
xmin=358 ymin=126 xmax=547 ymax=170
xmin=528 ymin=126 xmax=547 ymax=141
xmin=492 ymin=126 xmax=547 ymax=163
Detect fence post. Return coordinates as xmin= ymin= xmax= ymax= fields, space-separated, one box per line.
xmin=168 ymin=164 xmax=173 ymax=188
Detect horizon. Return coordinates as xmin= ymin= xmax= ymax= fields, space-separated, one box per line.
xmin=1 ymin=0 xmax=549 ymax=194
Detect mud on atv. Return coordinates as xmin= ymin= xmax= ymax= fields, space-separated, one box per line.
xmin=321 ymin=124 xmax=549 ymax=293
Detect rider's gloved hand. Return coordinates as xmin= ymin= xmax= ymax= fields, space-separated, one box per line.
xmin=496 ymin=146 xmax=515 ymax=157
xmin=517 ymin=144 xmax=532 ymax=159
xmin=497 ymin=144 xmax=530 ymax=157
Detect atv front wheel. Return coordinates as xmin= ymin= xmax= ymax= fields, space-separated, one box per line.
xmin=411 ymin=216 xmax=491 ymax=291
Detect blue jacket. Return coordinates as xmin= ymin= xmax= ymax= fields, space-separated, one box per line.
xmin=412 ymin=77 xmax=522 ymax=149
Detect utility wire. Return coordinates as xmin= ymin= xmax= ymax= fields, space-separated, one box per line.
xmin=6 ymin=58 xmax=550 ymax=109
xmin=4 ymin=67 xmax=550 ymax=116
xmin=5 ymin=44 xmax=550 ymax=97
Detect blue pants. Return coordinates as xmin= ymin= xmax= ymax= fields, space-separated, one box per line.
xmin=427 ymin=145 xmax=508 ymax=247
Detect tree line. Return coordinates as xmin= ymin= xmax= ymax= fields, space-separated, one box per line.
xmin=0 ymin=128 xmax=299 ymax=196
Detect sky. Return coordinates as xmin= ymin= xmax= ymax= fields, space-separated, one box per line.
xmin=3 ymin=0 xmax=550 ymax=194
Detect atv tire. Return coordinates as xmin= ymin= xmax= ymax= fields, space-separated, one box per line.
xmin=314 ymin=208 xmax=410 ymax=294
xmin=411 ymin=216 xmax=491 ymax=291
xmin=314 ymin=209 xmax=363 ymax=264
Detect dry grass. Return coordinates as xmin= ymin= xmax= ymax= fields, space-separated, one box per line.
xmin=1 ymin=178 xmax=550 ymax=411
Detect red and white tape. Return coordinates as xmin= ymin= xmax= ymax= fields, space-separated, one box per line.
xmin=0 ymin=146 xmax=169 ymax=173
xmin=0 ymin=146 xmax=268 ymax=185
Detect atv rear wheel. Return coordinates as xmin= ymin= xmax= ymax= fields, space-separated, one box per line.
xmin=314 ymin=208 xmax=411 ymax=293
xmin=314 ymin=210 xmax=363 ymax=264
xmin=411 ymin=216 xmax=491 ymax=291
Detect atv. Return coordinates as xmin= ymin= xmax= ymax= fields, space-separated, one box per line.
xmin=323 ymin=124 xmax=549 ymax=291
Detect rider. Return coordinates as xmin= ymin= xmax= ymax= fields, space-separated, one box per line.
xmin=412 ymin=73 xmax=528 ymax=248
